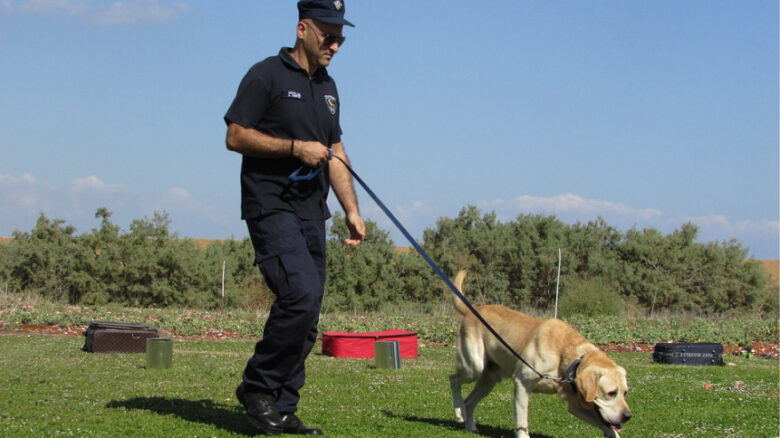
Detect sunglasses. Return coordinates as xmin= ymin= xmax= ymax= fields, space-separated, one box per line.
xmin=307 ymin=22 xmax=346 ymax=47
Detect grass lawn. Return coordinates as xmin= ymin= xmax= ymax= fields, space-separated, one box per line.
xmin=0 ymin=334 xmax=777 ymax=437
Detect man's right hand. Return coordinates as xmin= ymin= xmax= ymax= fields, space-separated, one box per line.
xmin=293 ymin=140 xmax=331 ymax=168
xmin=225 ymin=124 xmax=332 ymax=166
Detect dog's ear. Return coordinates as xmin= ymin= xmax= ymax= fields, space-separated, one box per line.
xmin=576 ymin=367 xmax=602 ymax=404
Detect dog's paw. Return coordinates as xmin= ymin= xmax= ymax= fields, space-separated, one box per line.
xmin=453 ymin=408 xmax=464 ymax=423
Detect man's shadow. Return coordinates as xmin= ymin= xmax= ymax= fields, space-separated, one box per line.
xmin=382 ymin=410 xmax=554 ymax=438
xmin=106 ymin=398 xmax=554 ymax=437
xmin=106 ymin=397 xmax=256 ymax=435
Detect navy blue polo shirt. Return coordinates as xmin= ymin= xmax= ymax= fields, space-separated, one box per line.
xmin=224 ymin=47 xmax=343 ymax=220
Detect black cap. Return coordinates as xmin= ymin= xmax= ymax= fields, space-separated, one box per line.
xmin=298 ymin=0 xmax=354 ymax=27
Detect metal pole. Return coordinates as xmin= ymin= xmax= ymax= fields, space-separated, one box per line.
xmin=221 ymin=260 xmax=226 ymax=301
xmin=554 ymin=248 xmax=561 ymax=319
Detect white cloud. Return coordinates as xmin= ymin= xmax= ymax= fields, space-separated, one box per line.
xmin=16 ymin=0 xmax=86 ymax=15
xmin=393 ymin=200 xmax=440 ymax=224
xmin=70 ymin=175 xmax=106 ymax=191
xmin=477 ymin=193 xmax=663 ymax=220
xmin=676 ymin=214 xmax=780 ymax=256
xmin=0 ymin=0 xmax=188 ymax=24
xmin=0 ymin=172 xmax=52 ymax=223
xmin=165 ymin=187 xmax=190 ymax=200
xmin=0 ymin=172 xmax=38 ymax=185
xmin=69 ymin=175 xmax=125 ymax=193
xmin=683 ymin=214 xmax=779 ymax=234
xmin=19 ymin=173 xmax=37 ymax=184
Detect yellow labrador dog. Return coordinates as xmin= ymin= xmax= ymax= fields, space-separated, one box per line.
xmin=449 ymin=271 xmax=631 ymax=438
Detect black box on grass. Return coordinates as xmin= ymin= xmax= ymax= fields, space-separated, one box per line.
xmin=652 ymin=342 xmax=724 ymax=366
xmin=83 ymin=321 xmax=159 ymax=353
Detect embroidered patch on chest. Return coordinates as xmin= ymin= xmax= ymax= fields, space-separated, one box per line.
xmin=324 ymin=95 xmax=337 ymax=115
xmin=285 ymin=90 xmax=303 ymax=100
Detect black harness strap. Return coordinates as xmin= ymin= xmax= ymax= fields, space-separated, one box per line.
xmin=562 ymin=355 xmax=585 ymax=388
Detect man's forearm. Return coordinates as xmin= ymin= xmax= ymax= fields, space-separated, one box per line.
xmin=225 ymin=123 xmax=292 ymax=158
xmin=329 ymin=142 xmax=359 ymax=216
xmin=226 ymin=123 xmax=332 ymax=168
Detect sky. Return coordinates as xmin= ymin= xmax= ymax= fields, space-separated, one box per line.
xmin=0 ymin=0 xmax=778 ymax=259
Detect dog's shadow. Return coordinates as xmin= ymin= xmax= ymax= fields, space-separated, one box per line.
xmin=106 ymin=397 xmax=256 ymax=435
xmin=382 ymin=410 xmax=553 ymax=438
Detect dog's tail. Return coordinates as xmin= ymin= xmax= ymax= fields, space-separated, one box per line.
xmin=451 ymin=270 xmax=469 ymax=315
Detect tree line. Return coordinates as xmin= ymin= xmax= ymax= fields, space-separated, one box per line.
xmin=0 ymin=206 xmax=774 ymax=316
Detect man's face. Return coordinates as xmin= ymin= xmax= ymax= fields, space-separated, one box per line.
xmin=303 ymin=19 xmax=344 ymax=69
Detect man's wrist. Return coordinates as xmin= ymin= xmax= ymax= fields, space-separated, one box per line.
xmin=289 ymin=139 xmax=295 ymax=158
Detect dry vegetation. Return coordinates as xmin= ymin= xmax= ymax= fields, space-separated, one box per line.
xmin=759 ymin=259 xmax=779 ymax=287
xmin=189 ymin=238 xmax=221 ymax=250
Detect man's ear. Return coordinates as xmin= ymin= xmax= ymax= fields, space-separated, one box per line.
xmin=576 ymin=368 xmax=602 ymax=403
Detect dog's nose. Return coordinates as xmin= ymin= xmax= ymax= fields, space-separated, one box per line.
xmin=622 ymin=410 xmax=632 ymax=423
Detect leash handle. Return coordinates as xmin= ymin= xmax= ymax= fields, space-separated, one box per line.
xmin=289 ymin=149 xmax=334 ymax=182
xmin=332 ymin=155 xmax=565 ymax=383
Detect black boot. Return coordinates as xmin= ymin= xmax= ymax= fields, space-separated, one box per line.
xmin=280 ymin=413 xmax=323 ymax=435
xmin=236 ymin=382 xmax=284 ymax=435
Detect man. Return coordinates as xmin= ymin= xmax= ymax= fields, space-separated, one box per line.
xmin=223 ymin=1 xmax=365 ymax=435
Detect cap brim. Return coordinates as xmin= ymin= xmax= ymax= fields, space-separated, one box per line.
xmin=313 ymin=16 xmax=355 ymax=27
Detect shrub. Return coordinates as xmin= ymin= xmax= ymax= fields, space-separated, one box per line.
xmin=0 ymin=206 xmax=771 ymax=316
xmin=558 ymin=276 xmax=622 ymax=318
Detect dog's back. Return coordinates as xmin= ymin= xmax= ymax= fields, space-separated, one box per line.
xmin=451 ymin=271 xmax=545 ymax=373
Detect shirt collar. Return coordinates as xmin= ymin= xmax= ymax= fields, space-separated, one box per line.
xmin=279 ymin=47 xmax=327 ymax=79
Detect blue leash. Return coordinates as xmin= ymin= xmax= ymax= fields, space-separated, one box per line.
xmin=288 ymin=150 xmax=334 ymax=182
xmin=293 ymin=154 xmax=572 ymax=384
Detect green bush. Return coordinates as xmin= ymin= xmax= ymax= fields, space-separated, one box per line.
xmin=0 ymin=206 xmax=771 ymax=316
xmin=558 ymin=276 xmax=622 ymax=318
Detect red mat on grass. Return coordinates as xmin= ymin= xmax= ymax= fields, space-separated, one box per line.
xmin=321 ymin=329 xmax=418 ymax=359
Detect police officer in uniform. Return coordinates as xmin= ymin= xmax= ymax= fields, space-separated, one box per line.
xmin=224 ymin=1 xmax=365 ymax=435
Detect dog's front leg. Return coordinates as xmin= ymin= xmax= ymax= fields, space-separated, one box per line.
xmin=513 ymin=378 xmax=532 ymax=438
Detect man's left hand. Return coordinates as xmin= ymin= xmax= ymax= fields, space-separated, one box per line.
xmin=345 ymin=212 xmax=366 ymax=246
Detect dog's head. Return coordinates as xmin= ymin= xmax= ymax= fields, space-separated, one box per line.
xmin=566 ymin=354 xmax=632 ymax=437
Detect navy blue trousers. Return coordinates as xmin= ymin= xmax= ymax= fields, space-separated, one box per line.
xmin=242 ymin=211 xmax=327 ymax=414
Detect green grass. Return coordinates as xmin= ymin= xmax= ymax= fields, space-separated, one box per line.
xmin=0 ymin=335 xmax=777 ymax=437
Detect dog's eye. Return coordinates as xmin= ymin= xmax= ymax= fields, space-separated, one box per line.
xmin=607 ymin=390 xmax=618 ymax=398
